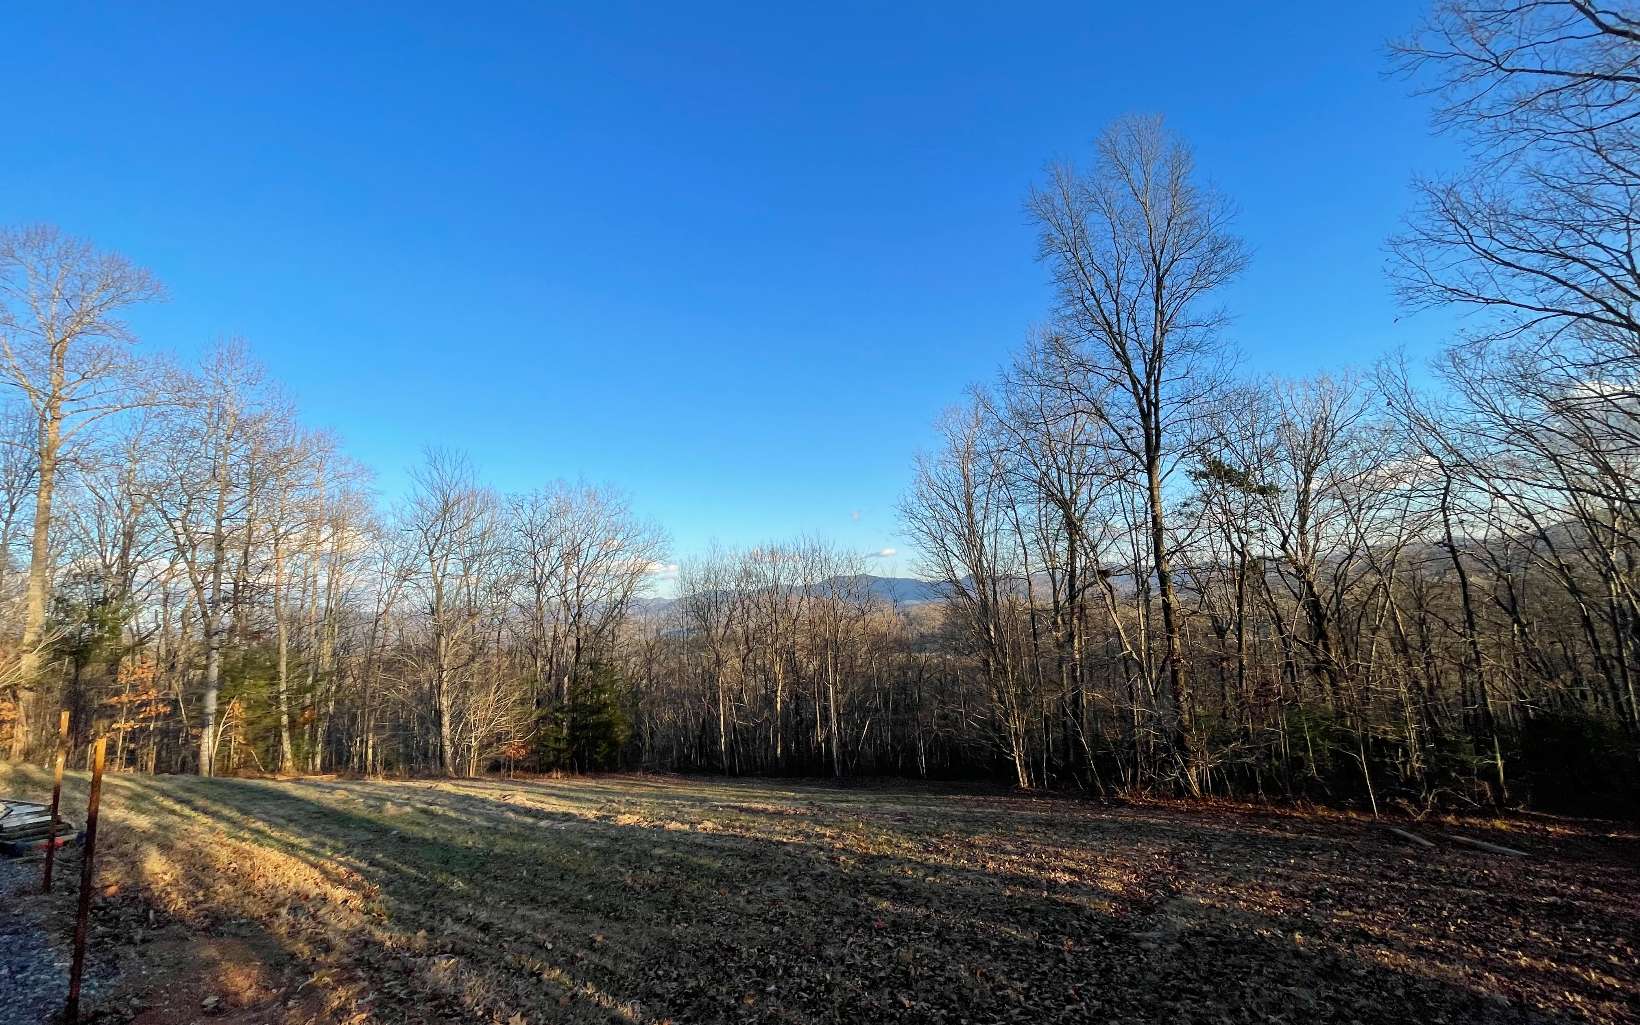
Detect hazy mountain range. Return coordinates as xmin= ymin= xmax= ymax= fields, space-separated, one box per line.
xmin=634 ymin=574 xmax=948 ymax=616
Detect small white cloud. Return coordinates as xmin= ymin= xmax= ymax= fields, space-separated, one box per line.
xmin=850 ymin=510 xmax=861 ymax=522
xmin=867 ymin=547 xmax=896 ymax=559
xmin=644 ymin=561 xmax=680 ymax=578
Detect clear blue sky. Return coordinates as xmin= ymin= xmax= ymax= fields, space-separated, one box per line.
xmin=1 ymin=2 xmax=1461 ymax=575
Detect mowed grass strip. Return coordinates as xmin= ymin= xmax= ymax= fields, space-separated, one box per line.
xmin=2 ymin=765 xmax=1636 ymax=1025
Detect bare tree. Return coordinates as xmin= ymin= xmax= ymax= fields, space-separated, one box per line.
xmin=677 ymin=549 xmax=744 ymax=773
xmin=1393 ymin=2 xmax=1640 ymax=351
xmin=508 ymin=483 xmax=665 ymax=705
xmin=145 ymin=343 xmax=269 ymax=775
xmin=0 ymin=226 xmax=162 ymax=757
xmin=1028 ymin=116 xmax=1247 ymax=788
xmin=401 ymin=449 xmax=503 ymax=776
xmin=904 ymin=399 xmax=1039 ymax=787
xmin=0 ymin=404 xmax=39 ymax=606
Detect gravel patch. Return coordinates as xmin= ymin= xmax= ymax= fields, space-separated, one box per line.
xmin=0 ymin=855 xmax=110 ymax=1025
xmin=0 ymin=857 xmax=65 ymax=1025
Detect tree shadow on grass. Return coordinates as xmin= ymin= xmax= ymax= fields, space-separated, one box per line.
xmin=6 ymin=766 xmax=1636 ymax=1025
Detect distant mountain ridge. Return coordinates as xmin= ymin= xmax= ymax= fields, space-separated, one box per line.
xmin=634 ymin=574 xmax=947 ymax=617
xmin=841 ymin=574 xmax=948 ymax=604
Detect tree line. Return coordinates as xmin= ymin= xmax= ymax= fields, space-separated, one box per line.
xmin=631 ymin=1 xmax=1640 ymax=812
xmin=2 ymin=0 xmax=1636 ymax=813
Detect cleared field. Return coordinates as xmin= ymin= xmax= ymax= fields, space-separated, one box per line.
xmin=1 ymin=767 xmax=1636 ymax=1025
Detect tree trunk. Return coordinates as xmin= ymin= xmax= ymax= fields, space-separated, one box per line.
xmin=1147 ymin=449 xmax=1194 ymax=790
xmin=199 ymin=620 xmax=222 ymax=776
xmin=12 ymin=403 xmax=60 ymax=760
xmin=273 ymin=522 xmax=294 ymax=772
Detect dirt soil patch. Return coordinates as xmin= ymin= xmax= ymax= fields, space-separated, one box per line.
xmin=2 ymin=766 xmax=1636 ymax=1024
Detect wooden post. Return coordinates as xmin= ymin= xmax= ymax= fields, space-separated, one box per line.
xmin=65 ymin=736 xmax=106 ymax=1025
xmin=42 ymin=709 xmax=70 ymax=893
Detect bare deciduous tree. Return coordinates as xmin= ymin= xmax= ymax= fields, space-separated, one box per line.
xmin=0 ymin=226 xmax=162 ymax=757
xmin=1028 ymin=116 xmax=1247 ymax=787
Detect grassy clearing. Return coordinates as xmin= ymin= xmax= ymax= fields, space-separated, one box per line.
xmin=1 ymin=766 xmax=1636 ymax=1025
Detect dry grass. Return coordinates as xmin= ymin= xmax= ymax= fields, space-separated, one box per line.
xmin=2 ymin=765 xmax=1636 ymax=1025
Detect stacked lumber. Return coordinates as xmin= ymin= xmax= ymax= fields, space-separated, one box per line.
xmin=0 ymin=797 xmax=78 ymax=857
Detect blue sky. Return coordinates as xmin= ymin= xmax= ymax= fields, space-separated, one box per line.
xmin=1 ymin=2 xmax=1462 ymax=576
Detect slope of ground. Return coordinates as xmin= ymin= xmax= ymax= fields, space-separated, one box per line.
xmin=1 ymin=766 xmax=1635 ymax=1025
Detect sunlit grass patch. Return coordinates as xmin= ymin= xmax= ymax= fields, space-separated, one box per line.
xmin=3 ymin=765 xmax=1635 ymax=1025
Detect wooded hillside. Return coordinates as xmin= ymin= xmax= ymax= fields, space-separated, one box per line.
xmin=2 ymin=0 xmax=1636 ymax=815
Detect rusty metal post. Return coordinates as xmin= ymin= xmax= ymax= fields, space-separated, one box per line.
xmin=65 ymin=736 xmax=106 ymax=1025
xmin=42 ymin=709 xmax=70 ymax=893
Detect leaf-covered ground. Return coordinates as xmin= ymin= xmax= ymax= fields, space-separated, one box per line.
xmin=1 ymin=766 xmax=1636 ymax=1025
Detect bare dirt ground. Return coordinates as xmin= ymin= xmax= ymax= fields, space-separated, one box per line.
xmin=1 ymin=766 xmax=1635 ymax=1025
